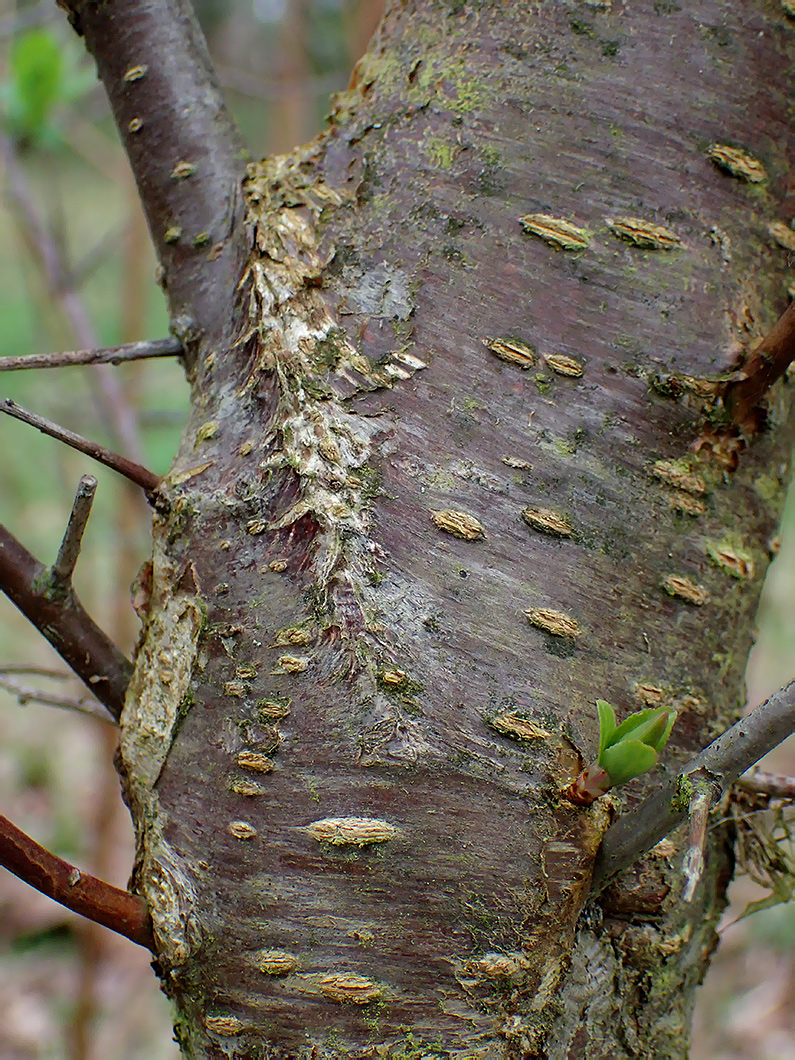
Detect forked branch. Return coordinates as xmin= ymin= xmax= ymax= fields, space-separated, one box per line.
xmin=0 ymin=813 xmax=153 ymax=949
xmin=592 ymin=680 xmax=795 ymax=891
xmin=0 ymin=524 xmax=131 ymax=719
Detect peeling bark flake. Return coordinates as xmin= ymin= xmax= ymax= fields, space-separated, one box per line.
xmin=661 ymin=574 xmax=709 ymax=606
xmin=521 ymin=507 xmax=574 ymax=537
xmin=525 ymin=608 xmax=582 ymax=638
xmin=707 ymin=143 xmax=767 ymax=183
xmin=485 ymin=336 xmax=536 ymax=368
xmin=256 ymin=950 xmax=299 ymax=975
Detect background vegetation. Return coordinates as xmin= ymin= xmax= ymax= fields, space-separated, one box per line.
xmin=0 ymin=2 xmax=791 ymax=1057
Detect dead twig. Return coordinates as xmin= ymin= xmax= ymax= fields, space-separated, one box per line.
xmin=0 ymin=813 xmax=153 ymax=949
xmin=0 ymin=672 xmax=116 ymax=724
xmin=680 ymin=781 xmax=714 ymax=902
xmin=0 ymin=399 xmax=161 ymax=494
xmin=0 ymin=337 xmax=183 ymax=373
xmin=736 ymin=769 xmax=795 ymax=800
xmin=52 ymin=475 xmax=97 ymax=586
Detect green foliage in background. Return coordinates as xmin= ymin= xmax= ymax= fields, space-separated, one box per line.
xmin=1 ymin=28 xmax=95 ymax=148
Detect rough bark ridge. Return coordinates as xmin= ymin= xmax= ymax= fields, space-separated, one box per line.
xmin=71 ymin=0 xmax=794 ymax=1056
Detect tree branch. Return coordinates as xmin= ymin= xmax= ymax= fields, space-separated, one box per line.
xmin=0 ymin=337 xmax=183 ymax=373
xmin=0 ymin=813 xmax=152 ymax=949
xmin=736 ymin=769 xmax=795 ymax=800
xmin=591 ymin=680 xmax=795 ymax=892
xmin=58 ymin=0 xmax=250 ymax=362
xmin=723 ymin=302 xmax=795 ymax=425
xmin=0 ymin=400 xmax=161 ymax=493
xmin=52 ymin=475 xmax=97 ymax=586
xmin=0 ymin=525 xmax=132 ymax=720
xmin=0 ymin=672 xmax=116 ymax=724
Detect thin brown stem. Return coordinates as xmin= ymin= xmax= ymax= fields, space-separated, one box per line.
xmin=0 ymin=813 xmax=153 ymax=950
xmin=591 ymin=680 xmax=795 ymax=892
xmin=1 ymin=130 xmax=151 ymax=476
xmin=53 ymin=475 xmax=98 ymax=586
xmin=0 ymin=337 xmax=182 ymax=372
xmin=0 ymin=524 xmax=132 ymax=719
xmin=736 ymin=770 xmax=795 ymax=800
xmin=0 ymin=663 xmax=74 ymax=677
xmin=0 ymin=672 xmax=116 ymax=724
xmin=0 ymin=399 xmax=161 ymax=493
xmin=724 ymin=302 xmax=795 ymax=425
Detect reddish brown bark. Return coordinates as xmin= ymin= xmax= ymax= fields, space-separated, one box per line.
xmin=724 ymin=301 xmax=795 ymax=425
xmin=0 ymin=814 xmax=153 ymax=949
xmin=0 ymin=525 xmax=132 ymax=720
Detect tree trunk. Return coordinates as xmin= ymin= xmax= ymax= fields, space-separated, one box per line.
xmin=68 ymin=0 xmax=794 ymax=1056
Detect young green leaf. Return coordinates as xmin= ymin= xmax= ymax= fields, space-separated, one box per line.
xmin=609 ymin=706 xmax=674 ymax=750
xmin=600 ymin=740 xmax=659 ymax=787
xmin=563 ymin=702 xmax=678 ymax=805
xmin=597 ymin=698 xmax=617 ymax=758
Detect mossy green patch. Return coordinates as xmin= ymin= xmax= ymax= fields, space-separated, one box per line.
xmin=314 ymin=328 xmax=347 ymax=370
xmin=422 ymin=135 xmax=457 ymax=170
xmin=754 ymin=474 xmax=781 ymax=505
xmin=671 ymin=773 xmax=693 ymax=813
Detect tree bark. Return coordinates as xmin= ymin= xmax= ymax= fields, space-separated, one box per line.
xmin=62 ymin=0 xmax=794 ymax=1056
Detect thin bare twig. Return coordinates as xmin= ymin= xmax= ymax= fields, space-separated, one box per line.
xmin=0 ymin=133 xmax=150 ymax=466
xmin=591 ymin=680 xmax=795 ymax=892
xmin=0 ymin=337 xmax=183 ymax=373
xmin=736 ymin=770 xmax=795 ymax=800
xmin=69 ymin=223 xmax=127 ymax=287
xmin=0 ymin=525 xmax=132 ymax=719
xmin=0 ymin=664 xmax=73 ymax=678
xmin=723 ymin=302 xmax=795 ymax=425
xmin=0 ymin=400 xmax=161 ymax=493
xmin=0 ymin=813 xmax=153 ymax=949
xmin=52 ymin=475 xmax=97 ymax=586
xmin=0 ymin=673 xmax=116 ymax=724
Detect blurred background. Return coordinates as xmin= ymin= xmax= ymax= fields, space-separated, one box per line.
xmin=0 ymin=1 xmax=791 ymax=1057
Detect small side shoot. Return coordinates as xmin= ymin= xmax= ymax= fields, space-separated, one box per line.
xmin=563 ymin=700 xmax=677 ymax=805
